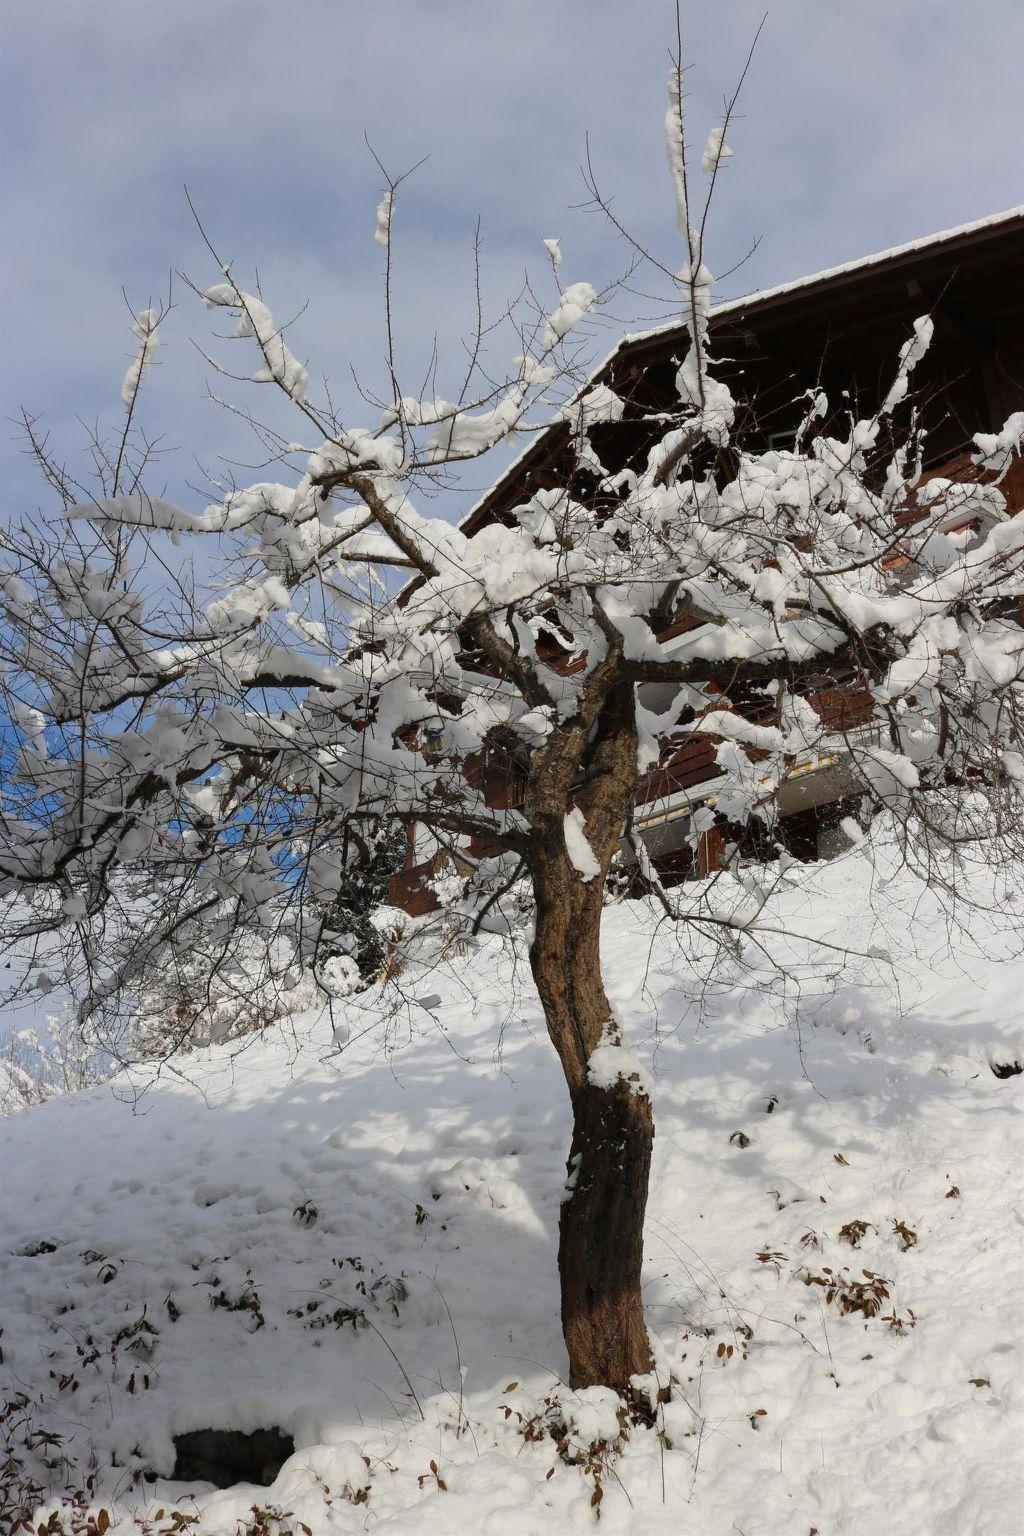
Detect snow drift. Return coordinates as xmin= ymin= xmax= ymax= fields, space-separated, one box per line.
xmin=1 ymin=847 xmax=1022 ymax=1535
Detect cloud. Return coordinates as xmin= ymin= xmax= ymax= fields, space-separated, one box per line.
xmin=2 ymin=0 xmax=1021 ymax=521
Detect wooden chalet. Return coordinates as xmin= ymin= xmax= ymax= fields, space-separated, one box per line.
xmin=390 ymin=208 xmax=1024 ymax=914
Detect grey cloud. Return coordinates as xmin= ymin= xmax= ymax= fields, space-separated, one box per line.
xmin=2 ymin=0 xmax=1021 ymax=519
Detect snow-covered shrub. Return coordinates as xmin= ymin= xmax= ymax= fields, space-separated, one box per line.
xmin=127 ymin=931 xmax=318 ymax=1062
xmin=0 ymin=1015 xmax=111 ymax=1116
xmin=322 ymin=819 xmax=408 ymax=982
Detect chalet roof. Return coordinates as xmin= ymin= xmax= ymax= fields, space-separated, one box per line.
xmin=614 ymin=204 xmax=1024 ymax=347
xmin=456 ymin=204 xmax=1024 ymax=538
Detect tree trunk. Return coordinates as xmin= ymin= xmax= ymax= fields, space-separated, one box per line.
xmin=529 ymin=871 xmax=654 ymax=1391
xmin=560 ymin=1072 xmax=655 ymax=1391
xmin=519 ymin=670 xmax=654 ymax=1390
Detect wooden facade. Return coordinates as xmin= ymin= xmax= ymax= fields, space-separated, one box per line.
xmin=390 ymin=209 xmax=1024 ymax=912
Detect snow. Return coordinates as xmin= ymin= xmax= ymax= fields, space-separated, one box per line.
xmin=880 ymin=314 xmax=933 ymax=414
xmin=563 ymin=806 xmax=601 ymax=882
xmin=204 ymin=282 xmax=309 ymax=402
xmin=120 ymin=307 xmax=160 ymax=407
xmin=587 ymin=1021 xmax=652 ymax=1097
xmin=2 ymin=848 xmax=1023 ymax=1534
xmin=701 ymin=125 xmax=733 ymax=175
xmin=374 ymin=189 xmax=393 ymax=248
xmin=974 ymin=411 xmax=1024 ymax=478
xmin=664 ymin=69 xmax=691 ymax=248
xmin=205 ymin=570 xmax=294 ymax=631
xmin=559 ymin=381 xmax=624 ymax=434
xmin=542 ymin=237 xmax=562 ymax=268
xmin=852 ymin=745 xmax=921 ymax=799
xmin=540 ymin=281 xmax=597 ymax=353
xmin=319 ymin=954 xmax=361 ymax=999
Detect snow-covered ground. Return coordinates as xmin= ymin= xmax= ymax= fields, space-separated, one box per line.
xmin=2 ymin=849 xmax=1022 ymax=1535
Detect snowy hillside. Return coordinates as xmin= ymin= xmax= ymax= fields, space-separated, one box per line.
xmin=2 ymin=851 xmax=1022 ymax=1535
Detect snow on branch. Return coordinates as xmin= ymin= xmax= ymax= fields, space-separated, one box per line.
xmin=700 ymin=124 xmax=732 ymax=175
xmin=121 ymin=307 xmax=161 ymax=407
xmin=974 ymin=411 xmax=1024 ymax=480
xmin=204 ymin=280 xmax=310 ymax=401
xmin=374 ymin=189 xmax=393 ymax=247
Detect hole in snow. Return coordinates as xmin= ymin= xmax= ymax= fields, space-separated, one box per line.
xmin=990 ymin=1059 xmax=1022 ymax=1079
xmin=170 ymin=1426 xmax=294 ymax=1489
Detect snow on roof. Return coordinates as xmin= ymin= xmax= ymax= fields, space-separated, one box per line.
xmin=457 ymin=205 xmax=1024 ymax=531
xmin=625 ymin=203 xmax=1024 ymax=343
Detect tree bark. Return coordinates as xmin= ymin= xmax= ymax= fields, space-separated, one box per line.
xmin=529 ymin=867 xmax=654 ymax=1391
xmin=560 ymin=1076 xmax=655 ymax=1392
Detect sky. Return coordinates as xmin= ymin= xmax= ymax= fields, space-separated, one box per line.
xmin=2 ymin=0 xmax=1022 ymax=525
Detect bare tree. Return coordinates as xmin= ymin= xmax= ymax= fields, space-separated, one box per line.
xmin=2 ymin=59 xmax=1023 ymax=1392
